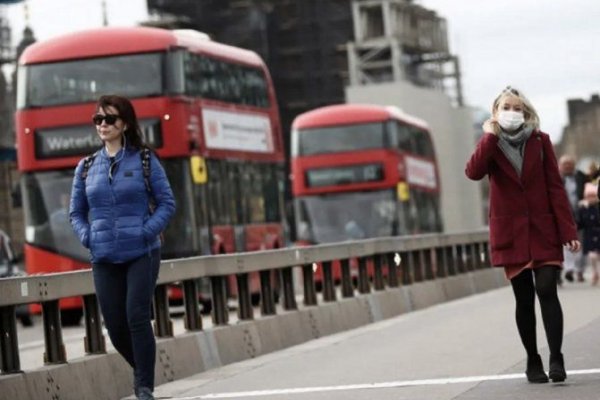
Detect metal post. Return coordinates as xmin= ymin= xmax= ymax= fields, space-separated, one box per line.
xmin=454 ymin=245 xmax=464 ymax=274
xmin=280 ymin=267 xmax=297 ymax=310
xmin=322 ymin=261 xmax=337 ymax=301
xmin=153 ymin=284 xmax=173 ymax=337
xmin=210 ymin=276 xmax=229 ymax=325
xmin=435 ymin=248 xmax=447 ymax=278
xmin=357 ymin=257 xmax=370 ymax=294
xmin=444 ymin=246 xmax=454 ymax=276
xmin=302 ymin=264 xmax=317 ymax=306
xmin=42 ymin=300 xmax=66 ymax=364
xmin=468 ymin=243 xmax=480 ymax=271
xmin=182 ymin=280 xmax=203 ymax=330
xmin=0 ymin=306 xmax=21 ymax=373
xmin=236 ymin=273 xmax=254 ymax=320
xmin=480 ymin=242 xmax=491 ymax=268
xmin=412 ymin=250 xmax=423 ymax=282
xmin=340 ymin=259 xmax=354 ymax=297
xmin=386 ymin=252 xmax=399 ymax=287
xmin=373 ymin=254 xmax=385 ymax=290
xmin=424 ymin=249 xmax=434 ymax=280
xmin=83 ymin=294 xmax=106 ymax=354
xmin=260 ymin=270 xmax=276 ymax=316
xmin=400 ymin=251 xmax=412 ymax=285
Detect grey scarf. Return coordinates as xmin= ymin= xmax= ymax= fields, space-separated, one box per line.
xmin=497 ymin=125 xmax=534 ymax=177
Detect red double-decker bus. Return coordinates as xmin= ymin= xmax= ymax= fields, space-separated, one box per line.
xmin=291 ymin=103 xmax=443 ymax=246
xmin=16 ymin=27 xmax=285 ymax=323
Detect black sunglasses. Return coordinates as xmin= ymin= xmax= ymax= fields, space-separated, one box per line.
xmin=92 ymin=113 xmax=120 ymax=125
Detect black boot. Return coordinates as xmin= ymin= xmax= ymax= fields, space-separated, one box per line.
xmin=549 ymin=353 xmax=567 ymax=382
xmin=526 ymin=354 xmax=549 ymax=383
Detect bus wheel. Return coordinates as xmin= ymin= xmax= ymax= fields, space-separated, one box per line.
xmin=61 ymin=309 xmax=83 ymax=326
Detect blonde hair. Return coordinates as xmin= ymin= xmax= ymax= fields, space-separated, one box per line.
xmin=492 ymin=86 xmax=540 ymax=130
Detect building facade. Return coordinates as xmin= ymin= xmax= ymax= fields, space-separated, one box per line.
xmin=0 ymin=19 xmax=35 ymax=255
xmin=556 ymin=94 xmax=600 ymax=168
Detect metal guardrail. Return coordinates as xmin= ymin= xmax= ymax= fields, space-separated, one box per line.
xmin=0 ymin=230 xmax=490 ymax=374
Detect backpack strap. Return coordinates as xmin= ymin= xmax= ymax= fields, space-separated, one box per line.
xmin=140 ymin=148 xmax=152 ymax=194
xmin=81 ymin=152 xmax=98 ymax=180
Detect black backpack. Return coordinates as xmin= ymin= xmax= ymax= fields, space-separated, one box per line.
xmin=80 ymin=147 xmax=152 ymax=195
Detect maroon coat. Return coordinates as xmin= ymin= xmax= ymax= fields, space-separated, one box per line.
xmin=466 ymin=131 xmax=577 ymax=266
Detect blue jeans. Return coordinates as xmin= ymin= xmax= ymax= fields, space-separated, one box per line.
xmin=93 ymin=248 xmax=160 ymax=391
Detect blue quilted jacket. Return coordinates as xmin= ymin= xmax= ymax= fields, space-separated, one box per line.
xmin=69 ymin=147 xmax=175 ymax=264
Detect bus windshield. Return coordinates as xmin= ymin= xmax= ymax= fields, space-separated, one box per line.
xmin=18 ymin=52 xmax=164 ymax=109
xmin=295 ymin=190 xmax=396 ymax=243
xmin=21 ymin=159 xmax=204 ymax=262
xmin=22 ymin=170 xmax=89 ymax=261
xmin=295 ymin=122 xmax=385 ymax=156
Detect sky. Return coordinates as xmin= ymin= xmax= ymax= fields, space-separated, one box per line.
xmin=2 ymin=0 xmax=599 ymax=144
xmin=417 ymin=0 xmax=600 ymax=143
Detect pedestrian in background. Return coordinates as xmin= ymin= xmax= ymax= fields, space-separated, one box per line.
xmin=70 ymin=95 xmax=176 ymax=400
xmin=587 ymin=161 xmax=600 ymax=185
xmin=578 ymin=183 xmax=600 ymax=285
xmin=558 ymin=155 xmax=586 ymax=283
xmin=465 ymin=86 xmax=580 ymax=384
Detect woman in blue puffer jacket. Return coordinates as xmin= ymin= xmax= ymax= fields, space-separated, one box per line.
xmin=70 ymin=95 xmax=175 ymax=400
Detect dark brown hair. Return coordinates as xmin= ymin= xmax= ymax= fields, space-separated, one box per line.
xmin=96 ymin=95 xmax=145 ymax=149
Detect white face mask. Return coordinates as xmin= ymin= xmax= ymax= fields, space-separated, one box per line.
xmin=497 ymin=110 xmax=525 ymax=131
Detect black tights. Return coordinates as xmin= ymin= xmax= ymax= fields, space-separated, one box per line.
xmin=510 ymin=266 xmax=563 ymax=358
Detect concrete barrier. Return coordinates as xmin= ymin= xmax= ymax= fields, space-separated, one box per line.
xmin=0 ymin=268 xmax=507 ymax=400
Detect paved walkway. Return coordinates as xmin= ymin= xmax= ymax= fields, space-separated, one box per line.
xmin=133 ymin=281 xmax=600 ymax=400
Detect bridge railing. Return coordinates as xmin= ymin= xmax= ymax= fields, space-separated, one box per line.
xmin=0 ymin=230 xmax=489 ymax=375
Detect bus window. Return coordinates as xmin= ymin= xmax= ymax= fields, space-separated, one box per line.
xmin=390 ymin=121 xmax=414 ymax=153
xmin=248 ymin=165 xmax=266 ymax=223
xmin=161 ymin=159 xmax=199 ymax=258
xmin=191 ymin=170 xmax=210 ymax=255
xmin=19 ymin=53 xmax=163 ymax=109
xmin=262 ymin=164 xmax=282 ymax=223
xmin=298 ymin=122 xmax=385 ymax=156
xmin=183 ymin=53 xmax=270 ymax=107
xmin=413 ymin=127 xmax=435 ymax=158
xmin=225 ymin=163 xmax=243 ymax=225
xmin=207 ymin=160 xmax=227 ymax=225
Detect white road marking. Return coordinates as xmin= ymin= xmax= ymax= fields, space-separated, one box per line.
xmin=168 ymin=369 xmax=600 ymax=399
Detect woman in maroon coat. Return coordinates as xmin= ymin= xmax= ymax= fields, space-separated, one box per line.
xmin=466 ymin=86 xmax=580 ymax=384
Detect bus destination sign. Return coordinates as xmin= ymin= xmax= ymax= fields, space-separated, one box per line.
xmin=306 ymin=163 xmax=383 ymax=188
xmin=35 ymin=119 xmax=163 ymax=159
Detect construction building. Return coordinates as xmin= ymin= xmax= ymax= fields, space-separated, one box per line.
xmin=147 ymin=0 xmax=354 ymax=152
xmin=146 ymin=0 xmax=463 ymax=144
xmin=146 ymin=0 xmax=483 ymax=232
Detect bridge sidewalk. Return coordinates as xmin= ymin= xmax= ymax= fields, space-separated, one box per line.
xmin=141 ymin=281 xmax=600 ymax=400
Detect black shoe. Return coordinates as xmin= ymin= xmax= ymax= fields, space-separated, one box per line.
xmin=137 ymin=387 xmax=155 ymax=400
xmin=526 ymin=354 xmax=549 ymax=383
xmin=549 ymin=353 xmax=567 ymax=382
xmin=565 ymin=271 xmax=574 ymax=282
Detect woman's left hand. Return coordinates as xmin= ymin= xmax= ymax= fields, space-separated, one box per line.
xmin=564 ymin=240 xmax=581 ymax=253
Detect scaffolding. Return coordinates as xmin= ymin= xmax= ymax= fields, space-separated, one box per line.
xmin=347 ymin=0 xmax=463 ymax=106
xmin=0 ymin=8 xmax=12 ymax=64
xmin=146 ymin=0 xmax=354 ymax=147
